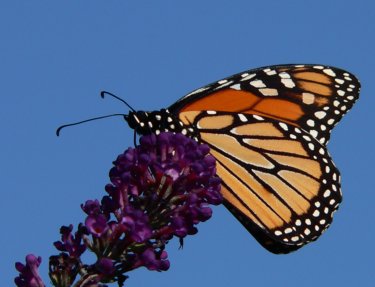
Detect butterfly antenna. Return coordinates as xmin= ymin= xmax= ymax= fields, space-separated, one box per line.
xmin=100 ymin=91 xmax=136 ymax=112
xmin=56 ymin=114 xmax=127 ymax=136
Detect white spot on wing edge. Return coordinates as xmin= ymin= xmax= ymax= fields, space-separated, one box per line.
xmin=281 ymin=78 xmax=295 ymax=88
xmin=265 ymin=69 xmax=277 ymax=75
xmin=279 ymin=72 xmax=291 ymax=78
xmin=230 ymin=83 xmax=241 ymax=90
xmin=306 ymin=119 xmax=315 ymax=127
xmin=180 ymin=86 xmax=210 ymax=100
xmin=240 ymin=73 xmax=256 ymax=81
xmin=206 ymin=110 xmax=217 ymax=115
xmin=315 ymin=111 xmax=326 ymax=119
xmin=337 ymin=90 xmax=345 ymax=97
xmin=308 ymin=143 xmax=315 ymax=150
xmin=214 ymin=80 xmax=233 ymax=90
xmin=310 ymin=130 xmax=318 ymax=138
xmin=335 ymin=78 xmax=345 ymax=84
xmin=323 ymin=68 xmax=336 ymax=77
xmin=291 ymin=236 xmax=300 ymax=242
xmin=313 ymin=65 xmax=324 ymax=70
xmin=285 ymin=228 xmax=292 ymax=234
xmin=323 ymin=190 xmax=331 ymax=198
xmin=250 ymin=80 xmax=266 ymax=88
xmin=253 ymin=115 xmax=264 ymax=121
xmin=259 ymin=88 xmax=278 ymax=96
xmin=279 ymin=122 xmax=288 ymax=131
xmin=238 ymin=114 xmax=248 ymax=122
xmin=218 ymin=79 xmax=228 ymax=84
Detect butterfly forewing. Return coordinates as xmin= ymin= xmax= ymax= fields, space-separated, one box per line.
xmin=170 ymin=64 xmax=360 ymax=145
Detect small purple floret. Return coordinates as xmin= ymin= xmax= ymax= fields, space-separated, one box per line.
xmin=85 ymin=214 xmax=109 ymax=237
xmin=53 ymin=224 xmax=86 ymax=258
xmin=138 ymin=248 xmax=170 ymax=271
xmin=120 ymin=206 xmax=153 ymax=242
xmin=15 ymin=254 xmax=45 ymax=287
xmin=81 ymin=199 xmax=101 ymax=215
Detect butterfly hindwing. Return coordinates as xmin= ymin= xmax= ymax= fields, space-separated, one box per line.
xmin=178 ymin=110 xmax=341 ymax=253
xmin=170 ymin=64 xmax=360 ymax=145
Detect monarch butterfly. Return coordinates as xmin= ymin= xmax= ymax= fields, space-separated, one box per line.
xmin=123 ymin=64 xmax=360 ymax=254
xmin=59 ymin=64 xmax=360 ymax=254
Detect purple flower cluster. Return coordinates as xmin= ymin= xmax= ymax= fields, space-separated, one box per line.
xmin=106 ymin=132 xmax=222 ymax=238
xmin=15 ymin=132 xmax=222 ymax=286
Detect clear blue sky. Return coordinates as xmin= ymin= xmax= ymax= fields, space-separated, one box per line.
xmin=1 ymin=1 xmax=374 ymax=286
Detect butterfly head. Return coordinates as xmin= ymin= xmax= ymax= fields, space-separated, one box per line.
xmin=126 ymin=110 xmax=151 ymax=134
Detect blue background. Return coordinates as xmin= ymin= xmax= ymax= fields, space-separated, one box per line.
xmin=1 ymin=1 xmax=373 ymax=286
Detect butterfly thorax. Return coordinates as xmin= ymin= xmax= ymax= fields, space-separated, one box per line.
xmin=126 ymin=109 xmax=199 ymax=140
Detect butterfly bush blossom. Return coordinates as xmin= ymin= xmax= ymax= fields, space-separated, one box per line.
xmin=15 ymin=132 xmax=222 ymax=287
